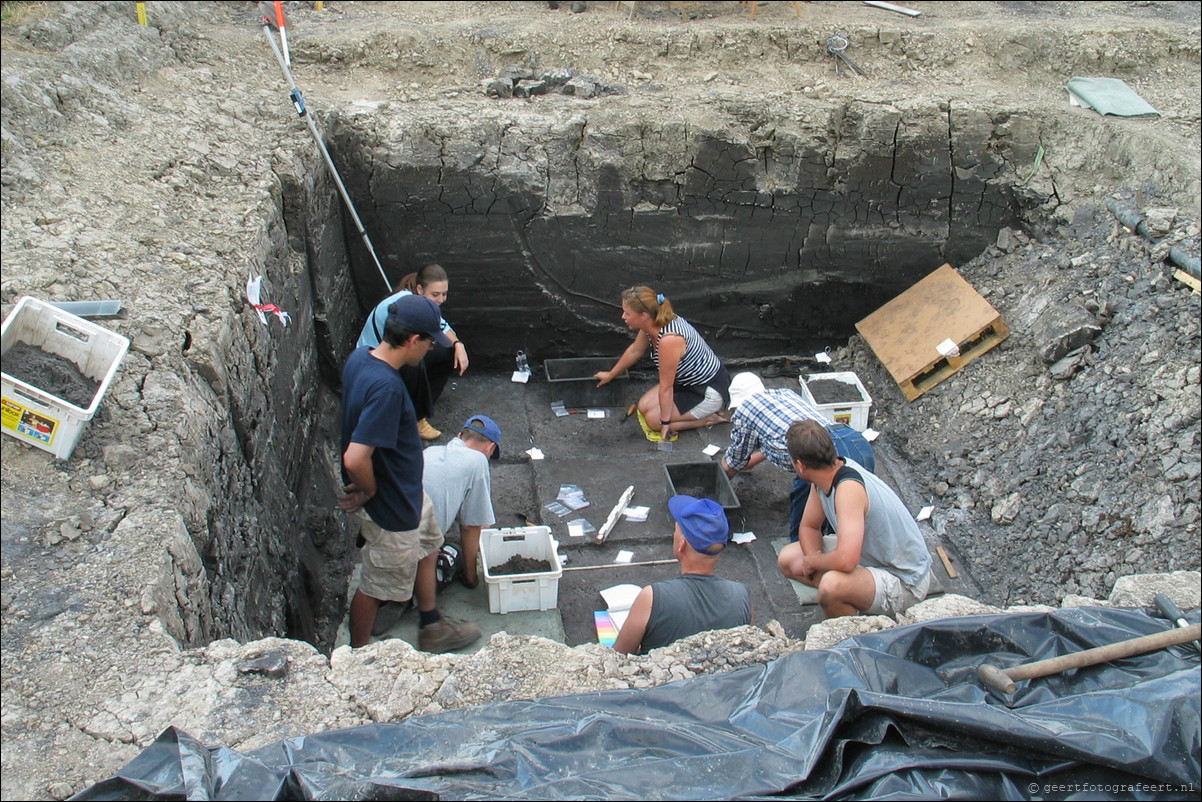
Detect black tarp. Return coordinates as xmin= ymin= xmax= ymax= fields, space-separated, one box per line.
xmin=74 ymin=607 xmax=1200 ymax=800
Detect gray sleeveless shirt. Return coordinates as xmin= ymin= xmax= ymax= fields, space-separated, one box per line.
xmin=639 ymin=574 xmax=751 ymax=653
xmin=816 ymin=459 xmax=931 ymax=588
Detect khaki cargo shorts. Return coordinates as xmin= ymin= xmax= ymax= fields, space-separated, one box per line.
xmin=357 ymin=492 xmax=443 ymax=603
xmin=819 ymin=534 xmax=930 ymax=617
xmin=865 ymin=566 xmax=931 ymax=617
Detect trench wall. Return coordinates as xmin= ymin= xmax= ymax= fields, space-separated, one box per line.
xmin=325 ymin=101 xmax=1051 ymax=361
xmin=168 ymin=151 xmax=357 ymax=652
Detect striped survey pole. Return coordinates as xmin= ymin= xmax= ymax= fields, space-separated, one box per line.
xmin=274 ymin=1 xmax=290 ymax=67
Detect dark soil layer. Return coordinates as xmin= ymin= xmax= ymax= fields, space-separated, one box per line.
xmin=492 ymin=555 xmax=554 ymax=576
xmin=806 ymin=378 xmax=865 ymax=404
xmin=3 ymin=342 xmax=99 ymax=408
xmin=674 ymin=485 xmax=720 ymax=503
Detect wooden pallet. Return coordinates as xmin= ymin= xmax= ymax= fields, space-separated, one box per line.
xmin=855 ymin=264 xmax=1009 ymax=401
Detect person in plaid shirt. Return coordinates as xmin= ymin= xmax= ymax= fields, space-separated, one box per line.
xmin=720 ymin=373 xmax=875 ymax=542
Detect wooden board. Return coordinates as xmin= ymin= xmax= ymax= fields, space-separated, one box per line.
xmin=1174 ymin=269 xmax=1201 ymax=294
xmin=855 ymin=264 xmax=1009 ymax=401
xmin=936 ymin=546 xmax=958 ymax=579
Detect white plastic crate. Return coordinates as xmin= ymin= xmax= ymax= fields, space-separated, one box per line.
xmin=481 ymin=526 xmax=562 ymax=614
xmin=799 ymin=371 xmax=872 ymax=432
xmin=1 ymin=296 xmax=130 ymax=459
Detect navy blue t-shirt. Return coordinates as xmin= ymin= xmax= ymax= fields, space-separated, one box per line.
xmin=340 ymin=347 xmax=423 ymax=532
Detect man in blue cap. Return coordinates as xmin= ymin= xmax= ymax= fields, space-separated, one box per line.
xmin=422 ymin=414 xmax=502 ymax=590
xmin=613 ymin=495 xmax=753 ymax=655
xmin=339 ymin=293 xmax=482 ymax=652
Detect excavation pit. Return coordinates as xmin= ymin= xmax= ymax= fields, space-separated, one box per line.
xmin=2 ymin=4 xmax=1200 ymax=794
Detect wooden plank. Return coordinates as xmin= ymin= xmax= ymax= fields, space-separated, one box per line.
xmin=856 ymin=264 xmax=1009 ymax=401
xmin=1174 ymin=269 xmax=1201 ymax=294
xmin=936 ymin=546 xmax=958 ymax=579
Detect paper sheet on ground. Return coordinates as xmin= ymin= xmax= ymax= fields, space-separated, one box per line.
xmin=623 ymin=505 xmax=650 ymax=522
xmin=732 ymin=531 xmax=756 ymax=544
xmin=601 ymin=583 xmax=642 ymax=610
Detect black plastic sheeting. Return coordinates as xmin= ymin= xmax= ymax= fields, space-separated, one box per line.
xmin=75 ymin=607 xmax=1200 ymax=801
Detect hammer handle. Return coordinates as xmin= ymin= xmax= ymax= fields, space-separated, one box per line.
xmin=1007 ymin=623 xmax=1200 ymax=683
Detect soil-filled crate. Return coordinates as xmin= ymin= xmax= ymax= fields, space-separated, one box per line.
xmin=664 ymin=462 xmax=740 ymax=512
xmin=1 ymin=296 xmax=130 ymax=460
xmin=544 ymin=357 xmax=629 ymax=407
xmin=799 ymin=372 xmax=873 ymax=432
xmin=855 ymin=264 xmax=1009 ymax=401
xmin=481 ymin=526 xmax=563 ymax=614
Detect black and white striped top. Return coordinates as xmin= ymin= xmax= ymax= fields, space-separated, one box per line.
xmin=650 ymin=316 xmax=723 ymax=387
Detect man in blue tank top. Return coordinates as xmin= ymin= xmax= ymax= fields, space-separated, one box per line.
xmin=776 ymin=420 xmax=932 ymax=619
xmin=613 ymin=495 xmax=753 ymax=654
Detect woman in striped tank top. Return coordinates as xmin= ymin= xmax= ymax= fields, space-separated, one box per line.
xmin=596 ymin=286 xmax=732 ymax=440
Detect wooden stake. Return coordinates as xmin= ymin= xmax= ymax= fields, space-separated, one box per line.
xmin=563 ymin=558 xmax=676 ymax=573
xmin=1173 ymin=269 xmax=1200 ymax=294
xmin=936 ymin=546 xmax=958 ymax=579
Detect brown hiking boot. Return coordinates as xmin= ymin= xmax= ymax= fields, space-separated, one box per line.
xmin=418 ymin=615 xmax=482 ymax=653
xmin=417 ymin=418 xmax=441 ymax=440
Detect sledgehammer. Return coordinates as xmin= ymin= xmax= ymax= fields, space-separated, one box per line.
xmin=1155 ymin=592 xmax=1201 ymax=654
xmin=978 ymin=622 xmax=1201 ymax=695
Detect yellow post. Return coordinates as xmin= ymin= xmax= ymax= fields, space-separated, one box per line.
xmin=136 ymin=2 xmax=147 ymax=25
xmin=315 ymin=1 xmax=323 ymax=9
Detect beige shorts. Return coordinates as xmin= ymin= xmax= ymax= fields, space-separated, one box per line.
xmin=356 ymin=492 xmax=443 ymax=603
xmin=819 ymin=535 xmax=930 ymax=616
xmin=685 ymin=385 xmax=725 ymax=419
xmin=865 ymin=566 xmax=931 ymax=617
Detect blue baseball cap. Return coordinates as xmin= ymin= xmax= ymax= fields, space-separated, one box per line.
xmin=462 ymin=414 xmax=502 ymax=460
xmin=668 ymin=495 xmax=729 ymax=555
xmin=388 ymin=294 xmax=453 ymax=347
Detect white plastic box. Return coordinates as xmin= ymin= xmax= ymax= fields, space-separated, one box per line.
xmin=481 ymin=526 xmax=563 ymax=614
xmin=799 ymin=371 xmax=872 ymax=432
xmin=1 ymin=296 xmax=130 ymax=459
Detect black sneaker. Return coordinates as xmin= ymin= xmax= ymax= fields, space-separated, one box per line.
xmin=435 ymin=543 xmax=463 ymax=590
xmin=371 ymin=599 xmax=412 ymax=637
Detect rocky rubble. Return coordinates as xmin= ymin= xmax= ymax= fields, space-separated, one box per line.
xmin=842 ymin=207 xmax=1201 ymax=608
